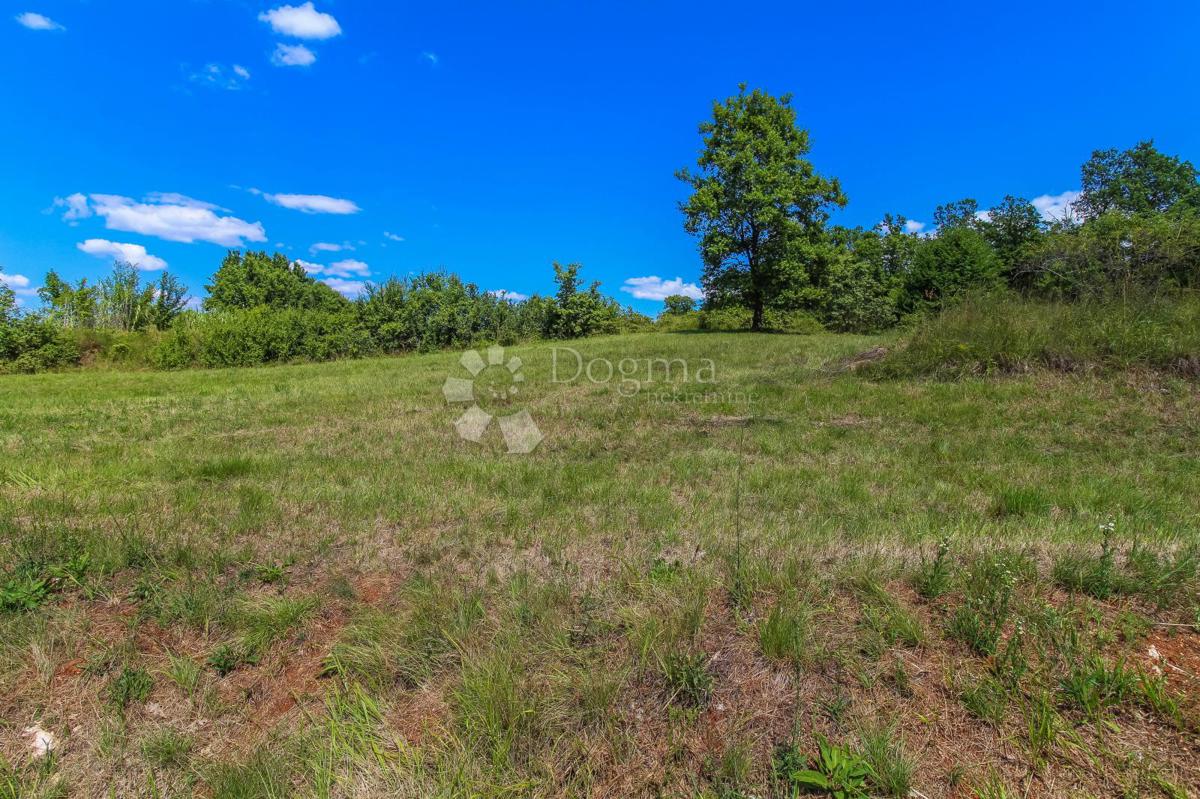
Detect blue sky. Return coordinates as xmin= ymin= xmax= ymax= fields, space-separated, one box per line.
xmin=2 ymin=1 xmax=1198 ymax=312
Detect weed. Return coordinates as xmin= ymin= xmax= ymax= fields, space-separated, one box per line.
xmin=1059 ymin=655 xmax=1136 ymax=719
xmin=166 ymin=653 xmax=202 ymax=696
xmin=1052 ymin=528 xmax=1119 ymax=599
xmin=962 ymin=674 xmax=1009 ymax=724
xmin=1025 ymin=692 xmax=1057 ymax=771
xmin=108 ymin=666 xmax=154 ymax=710
xmin=0 ymin=574 xmax=51 ymax=612
xmin=141 ymin=729 xmax=193 ymax=769
xmin=759 ymin=602 xmax=813 ymax=667
xmin=206 ymin=749 xmax=293 ymax=799
xmin=253 ymin=563 xmax=286 ymax=585
xmin=973 ymin=770 xmax=1014 ymax=799
xmin=1137 ymin=671 xmax=1183 ymax=726
xmin=858 ymin=725 xmax=914 ymax=798
xmin=948 ymin=558 xmax=1020 ymax=656
xmin=820 ymin=692 xmax=852 ymax=726
xmin=207 ymin=642 xmax=251 ymax=676
xmin=913 ymin=535 xmax=954 ymax=599
xmin=661 ymin=650 xmax=713 ymax=708
xmin=788 ymin=735 xmax=873 ymax=799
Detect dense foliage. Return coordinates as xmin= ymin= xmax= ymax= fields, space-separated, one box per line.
xmin=677 ymin=89 xmax=1200 ymax=333
xmin=0 ymin=257 xmax=651 ymax=373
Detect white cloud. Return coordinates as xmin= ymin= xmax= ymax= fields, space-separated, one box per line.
xmin=421 ymin=52 xmax=439 ymax=66
xmin=271 ymin=43 xmax=316 ymax=67
xmin=309 ymin=241 xmax=354 ymax=255
xmin=325 ymin=259 xmax=370 ymax=277
xmin=143 ymin=192 xmax=225 ymax=211
xmin=904 ymin=220 xmax=926 ymax=234
xmin=254 ymin=189 xmax=360 ymax=214
xmin=69 ymin=193 xmax=266 ymax=246
xmin=0 ymin=272 xmax=38 ymax=298
xmin=259 ymin=2 xmax=342 ymax=39
xmin=53 ymin=193 xmax=92 ymax=224
xmin=77 ymin=239 xmax=168 ymax=271
xmin=1032 ymin=190 xmax=1082 ymax=224
xmin=620 ymin=276 xmax=703 ymax=302
xmin=321 ymin=277 xmax=366 ymax=297
xmin=189 ymin=63 xmax=251 ymax=91
xmin=295 ymin=258 xmax=370 ymax=279
xmin=383 ymin=231 xmax=405 ymax=242
xmin=15 ymin=12 xmax=63 ymax=31
xmin=488 ymin=289 xmax=528 ymax=302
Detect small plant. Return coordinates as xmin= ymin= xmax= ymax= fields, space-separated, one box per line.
xmin=1137 ymin=671 xmax=1183 ymax=726
xmin=759 ymin=602 xmax=813 ymax=666
xmin=253 ymin=562 xmax=286 ymax=585
xmin=0 ymin=574 xmax=50 ymax=612
xmin=207 ymin=643 xmax=249 ymax=676
xmin=1025 ymin=692 xmax=1057 ymax=771
xmin=820 ymin=692 xmax=852 ymax=726
xmin=1052 ymin=526 xmax=1119 ymax=599
xmin=948 ymin=559 xmax=1019 ymax=656
xmin=960 ymin=676 xmax=1008 ymax=724
xmin=109 ymin=666 xmax=154 ymax=710
xmin=141 ymin=729 xmax=193 ymax=769
xmin=914 ymin=535 xmax=953 ymax=599
xmin=166 ymin=653 xmax=202 ymax=696
xmin=789 ymin=735 xmax=873 ymax=799
xmin=858 ymin=725 xmax=914 ymax=798
xmin=661 ymin=650 xmax=713 ymax=708
xmin=1059 ymin=655 xmax=1136 ymax=719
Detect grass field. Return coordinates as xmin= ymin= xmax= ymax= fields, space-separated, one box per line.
xmin=2 ymin=331 xmax=1199 ymax=797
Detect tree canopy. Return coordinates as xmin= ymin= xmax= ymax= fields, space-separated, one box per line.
xmin=678 ymin=85 xmax=845 ymax=330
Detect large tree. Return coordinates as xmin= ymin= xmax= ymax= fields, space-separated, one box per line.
xmin=1077 ymin=140 xmax=1200 ymax=219
xmin=678 ymin=86 xmax=845 ymax=330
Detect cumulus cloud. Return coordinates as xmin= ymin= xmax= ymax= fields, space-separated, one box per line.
xmin=259 ymin=2 xmax=342 ymax=39
xmin=904 ymin=220 xmax=926 ymax=234
xmin=53 ymin=193 xmax=92 ymax=224
xmin=15 ymin=12 xmax=63 ymax=31
xmin=620 ymin=276 xmax=704 ymax=302
xmin=0 ymin=272 xmax=38 ymax=299
xmin=325 ymin=259 xmax=370 ymax=277
xmin=60 ymin=193 xmax=266 ymax=246
xmin=1032 ymin=190 xmax=1082 ymax=224
xmin=189 ymin=63 xmax=251 ymax=90
xmin=383 ymin=231 xmax=405 ymax=242
xmin=421 ymin=52 xmax=439 ymax=66
xmin=253 ymin=189 xmax=360 ymax=214
xmin=488 ymin=289 xmax=529 ymax=302
xmin=295 ymin=258 xmax=370 ymax=279
xmin=271 ymin=43 xmax=316 ymax=67
xmin=321 ymin=277 xmax=367 ymax=297
xmin=77 ymin=239 xmax=168 ymax=271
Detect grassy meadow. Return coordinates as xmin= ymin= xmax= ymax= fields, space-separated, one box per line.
xmin=2 ymin=330 xmax=1199 ymax=797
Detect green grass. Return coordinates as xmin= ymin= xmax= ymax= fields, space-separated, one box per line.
xmin=1 ymin=330 xmax=1198 ymax=796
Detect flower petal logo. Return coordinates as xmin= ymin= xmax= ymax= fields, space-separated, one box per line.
xmin=442 ymin=346 xmax=543 ymax=454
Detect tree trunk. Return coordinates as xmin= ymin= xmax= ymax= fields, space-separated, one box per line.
xmin=751 ymin=295 xmax=764 ymax=331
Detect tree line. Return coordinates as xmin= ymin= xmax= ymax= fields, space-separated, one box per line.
xmin=3 ymin=85 xmax=1198 ymax=372
xmin=676 ymin=86 xmax=1200 ymax=333
xmin=0 ymin=255 xmax=653 ymax=372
